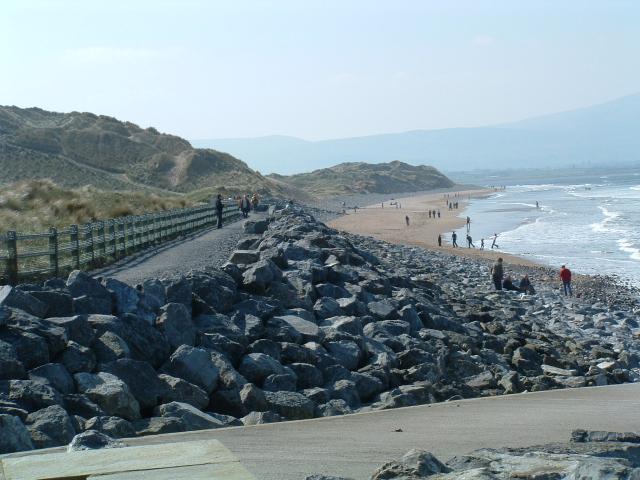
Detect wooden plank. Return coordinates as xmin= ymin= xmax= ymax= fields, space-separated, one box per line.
xmin=1 ymin=439 xmax=236 ymax=480
xmin=88 ymin=462 xmax=255 ymax=479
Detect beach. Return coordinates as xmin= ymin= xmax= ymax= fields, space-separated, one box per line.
xmin=328 ymin=188 xmax=540 ymax=268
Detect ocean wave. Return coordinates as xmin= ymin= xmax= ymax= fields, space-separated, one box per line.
xmin=617 ymin=239 xmax=640 ymax=262
xmin=590 ymin=206 xmax=621 ymax=233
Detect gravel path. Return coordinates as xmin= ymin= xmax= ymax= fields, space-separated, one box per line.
xmin=91 ymin=214 xmax=262 ymax=285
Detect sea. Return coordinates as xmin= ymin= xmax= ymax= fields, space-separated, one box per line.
xmin=453 ymin=170 xmax=640 ymax=286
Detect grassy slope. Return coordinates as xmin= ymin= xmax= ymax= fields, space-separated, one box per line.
xmin=0 ymin=106 xmax=309 ymax=199
xmin=0 ymin=180 xmax=194 ymax=233
xmin=269 ymin=160 xmax=455 ymax=197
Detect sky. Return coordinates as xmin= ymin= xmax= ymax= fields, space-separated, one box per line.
xmin=2 ymin=0 xmax=639 ymax=140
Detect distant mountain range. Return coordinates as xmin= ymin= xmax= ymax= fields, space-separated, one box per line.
xmin=0 ymin=106 xmax=307 ymax=200
xmin=269 ymin=160 xmax=454 ymax=196
xmin=193 ymin=93 xmax=640 ymax=174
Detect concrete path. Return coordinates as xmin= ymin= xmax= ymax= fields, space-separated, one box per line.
xmin=91 ymin=214 xmax=259 ymax=285
xmin=109 ymin=383 xmax=640 ymax=479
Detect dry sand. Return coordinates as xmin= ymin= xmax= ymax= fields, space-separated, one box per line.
xmin=328 ymin=189 xmax=541 ymax=268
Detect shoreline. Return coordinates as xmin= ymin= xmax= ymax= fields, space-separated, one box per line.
xmin=328 ymin=188 xmax=542 ymax=269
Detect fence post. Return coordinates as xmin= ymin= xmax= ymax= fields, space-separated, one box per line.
xmin=108 ymin=221 xmax=116 ymax=259
xmin=97 ymin=221 xmax=106 ymax=259
xmin=85 ymin=223 xmax=94 ymax=267
xmin=118 ymin=220 xmax=126 ymax=257
xmin=48 ymin=227 xmax=59 ymax=277
xmin=6 ymin=231 xmax=18 ymax=285
xmin=70 ymin=225 xmax=80 ymax=269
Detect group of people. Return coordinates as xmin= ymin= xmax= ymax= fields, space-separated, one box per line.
xmin=490 ymin=258 xmax=574 ymax=297
xmin=490 ymin=258 xmax=536 ymax=293
xmin=213 ymin=192 xmax=260 ymax=228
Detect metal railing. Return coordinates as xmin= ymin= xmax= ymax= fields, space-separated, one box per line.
xmin=0 ymin=203 xmax=240 ymax=285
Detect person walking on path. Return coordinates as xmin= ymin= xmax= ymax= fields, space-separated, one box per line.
xmin=466 ymin=234 xmax=475 ymax=248
xmin=437 ymin=234 xmax=442 ymax=247
xmin=405 ymin=215 xmax=410 ymax=226
xmin=437 ymin=209 xmax=441 ymax=218
xmin=451 ymin=231 xmax=458 ymax=248
xmin=560 ymin=265 xmax=573 ymax=296
xmin=240 ymin=194 xmax=251 ymax=218
xmin=491 ymin=233 xmax=499 ymax=249
xmin=491 ymin=257 xmax=504 ymax=290
xmin=215 ymin=194 xmax=224 ymax=229
xmin=251 ymin=193 xmax=260 ymax=210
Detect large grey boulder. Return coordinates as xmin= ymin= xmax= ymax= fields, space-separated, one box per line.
xmin=74 ymin=372 xmax=140 ymax=420
xmin=0 ymin=414 xmax=34 ymax=453
xmin=27 ymin=290 xmax=73 ymax=318
xmin=288 ymin=362 xmax=324 ymax=389
xmin=244 ymin=219 xmax=269 ymax=235
xmin=0 ymin=338 xmax=27 ymax=380
xmin=263 ymin=373 xmax=298 ymax=392
xmin=155 ymin=303 xmax=196 ymax=350
xmin=163 ymin=277 xmax=192 ymax=314
xmin=155 ymin=401 xmax=225 ymax=430
xmin=229 ymin=250 xmax=260 ymax=264
xmin=238 ymin=353 xmax=286 ymax=385
xmin=67 ymin=430 xmax=125 ymax=451
xmin=370 ymin=449 xmax=449 ymax=479
xmin=272 ymin=315 xmax=322 ymax=343
xmin=29 ymin=363 xmax=75 ymax=395
xmin=316 ymin=399 xmax=353 ymax=417
xmin=161 ymin=345 xmax=220 ymax=394
xmin=100 ymin=359 xmax=167 ymax=411
xmin=242 ymin=259 xmax=282 ymax=293
xmin=325 ymin=340 xmax=362 ymax=370
xmin=1 ymin=379 xmax=62 ymax=411
xmin=46 ymin=316 xmax=95 ymax=347
xmin=63 ymin=394 xmax=106 ymax=419
xmin=92 ymin=331 xmax=130 ymax=363
xmin=241 ymin=410 xmax=282 ymax=426
xmin=313 ymin=297 xmax=343 ymax=320
xmin=60 ymin=340 xmax=97 ymax=373
xmin=103 ymin=278 xmax=140 ymax=316
xmin=25 ymin=404 xmax=76 ymax=448
xmin=89 ymin=314 xmax=170 ymax=368
xmin=330 ymin=380 xmax=361 ymax=409
xmin=0 ymin=285 xmax=47 ymax=318
xmin=84 ymin=416 xmax=135 ymax=438
xmin=140 ymin=279 xmax=166 ymax=311
xmin=66 ymin=271 xmax=111 ymax=302
xmin=264 ymin=391 xmax=315 ymax=420
xmin=157 ymin=374 xmax=209 ymax=410
xmin=133 ymin=416 xmax=186 ymax=436
xmin=367 ymin=300 xmax=397 ymax=320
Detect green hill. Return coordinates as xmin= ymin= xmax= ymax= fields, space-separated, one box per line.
xmin=0 ymin=106 xmax=309 ymax=200
xmin=268 ymin=160 xmax=454 ymax=196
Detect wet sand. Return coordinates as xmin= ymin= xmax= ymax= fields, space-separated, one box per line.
xmin=328 ymin=189 xmax=540 ymax=268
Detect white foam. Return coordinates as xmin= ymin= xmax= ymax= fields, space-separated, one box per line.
xmin=617 ymin=239 xmax=640 ymax=262
xmin=590 ymin=206 xmax=621 ymax=233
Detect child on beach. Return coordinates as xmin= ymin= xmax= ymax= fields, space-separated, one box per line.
xmin=480 ymin=238 xmax=485 ymax=250
xmin=491 ymin=233 xmax=499 ymax=249
xmin=560 ymin=265 xmax=572 ymax=296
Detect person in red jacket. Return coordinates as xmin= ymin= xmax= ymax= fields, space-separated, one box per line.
xmin=560 ymin=265 xmax=572 ymax=297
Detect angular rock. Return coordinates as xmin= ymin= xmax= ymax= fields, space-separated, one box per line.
xmin=60 ymin=341 xmax=97 ymax=373
xmin=133 ymin=416 xmax=185 ymax=436
xmin=155 ymin=401 xmax=225 ymax=430
xmin=264 ymin=390 xmax=315 ymax=420
xmin=157 ymin=374 xmax=209 ymax=411
xmin=92 ymin=331 xmax=130 ymax=363
xmin=26 ymin=404 xmax=76 ymax=449
xmin=370 ymin=449 xmax=449 ymax=479
xmin=29 ymin=363 xmax=74 ymax=395
xmin=74 ymin=372 xmax=140 ymax=420
xmin=0 ymin=414 xmax=34 ymax=454
xmin=241 ymin=410 xmax=282 ymax=425
xmin=84 ymin=416 xmax=135 ymax=438
xmin=100 ymin=359 xmax=167 ymax=411
xmin=325 ymin=340 xmax=362 ymax=371
xmin=238 ymin=353 xmax=286 ymax=385
xmin=0 ymin=285 xmax=47 ymax=318
xmin=46 ymin=315 xmax=95 ymax=347
xmin=67 ymin=430 xmax=125 ymax=451
xmin=160 ymin=345 xmax=220 ymax=394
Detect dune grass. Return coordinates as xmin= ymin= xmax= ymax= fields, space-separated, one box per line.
xmin=0 ymin=179 xmax=195 ymax=234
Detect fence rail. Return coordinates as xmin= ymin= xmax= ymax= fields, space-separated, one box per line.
xmin=0 ymin=203 xmax=240 ymax=285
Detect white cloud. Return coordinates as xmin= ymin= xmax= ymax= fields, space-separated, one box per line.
xmin=472 ymin=34 xmax=496 ymax=47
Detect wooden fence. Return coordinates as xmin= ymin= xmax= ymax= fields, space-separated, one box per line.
xmin=0 ymin=203 xmax=240 ymax=285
